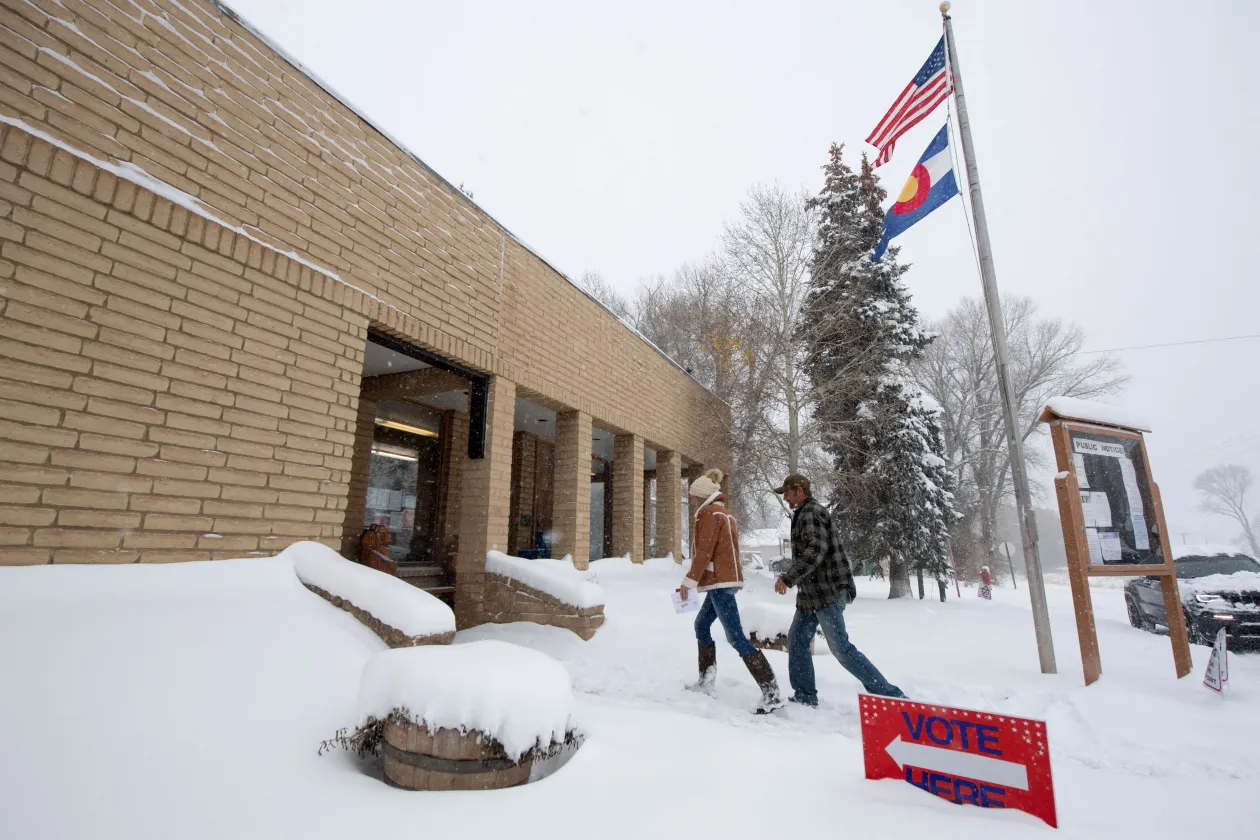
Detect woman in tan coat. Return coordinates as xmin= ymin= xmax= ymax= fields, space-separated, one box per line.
xmin=677 ymin=468 xmax=783 ymax=714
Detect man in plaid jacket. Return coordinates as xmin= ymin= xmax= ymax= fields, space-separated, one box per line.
xmin=774 ymin=474 xmax=906 ymax=705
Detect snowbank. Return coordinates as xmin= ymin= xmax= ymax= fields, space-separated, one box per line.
xmin=587 ymin=556 xmax=678 ymax=576
xmin=1042 ymin=397 xmax=1152 ymax=432
xmin=487 ymin=551 xmax=605 ymax=609
xmin=1172 ymin=543 xmax=1255 ymax=560
xmin=4 ymin=546 xmax=1260 ymax=838
xmin=285 ymin=541 xmax=455 ymax=640
xmin=357 ymin=640 xmax=577 ymax=760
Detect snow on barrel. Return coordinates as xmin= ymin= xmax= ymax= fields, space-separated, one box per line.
xmin=742 ymin=602 xmax=824 ymax=654
xmin=356 ymin=640 xmax=581 ymax=790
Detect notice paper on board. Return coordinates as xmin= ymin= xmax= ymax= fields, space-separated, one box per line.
xmin=1080 ymin=491 xmax=1113 ymax=528
xmin=1099 ymin=531 xmax=1123 ymax=563
xmin=1074 ymin=453 xmax=1089 ymax=489
xmin=1118 ymin=458 xmax=1152 ymax=550
xmin=1085 ymin=528 xmax=1103 ymax=564
xmin=1132 ymin=514 xmax=1150 ymax=550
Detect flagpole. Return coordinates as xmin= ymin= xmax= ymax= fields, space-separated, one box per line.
xmin=941 ymin=1 xmax=1057 ymax=675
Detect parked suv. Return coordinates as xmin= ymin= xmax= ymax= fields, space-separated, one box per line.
xmin=1124 ymin=547 xmax=1260 ymax=648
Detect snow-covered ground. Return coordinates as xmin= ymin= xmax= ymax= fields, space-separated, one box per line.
xmin=1 ymin=552 xmax=1256 ymax=839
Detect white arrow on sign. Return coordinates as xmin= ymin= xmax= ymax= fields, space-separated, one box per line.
xmin=885 ymin=736 xmax=1029 ymax=790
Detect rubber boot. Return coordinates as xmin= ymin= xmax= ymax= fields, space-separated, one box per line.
xmin=686 ymin=644 xmax=717 ymax=694
xmin=742 ymin=650 xmax=784 ymax=714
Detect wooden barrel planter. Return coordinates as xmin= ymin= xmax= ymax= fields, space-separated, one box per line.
xmin=749 ymin=631 xmax=824 ymax=655
xmin=382 ymin=719 xmax=532 ymax=791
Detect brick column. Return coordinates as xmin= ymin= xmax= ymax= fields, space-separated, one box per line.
xmin=442 ymin=412 xmax=469 ymax=566
xmin=554 ymin=409 xmax=592 ymax=570
xmin=656 ymin=450 xmax=682 ymax=563
xmin=611 ymin=433 xmax=644 ymax=562
xmin=340 ymin=395 xmax=377 ymax=558
xmin=454 ymin=377 xmax=515 ymax=629
xmin=508 ymin=431 xmax=537 ymax=554
xmin=643 ymin=470 xmax=654 ymax=558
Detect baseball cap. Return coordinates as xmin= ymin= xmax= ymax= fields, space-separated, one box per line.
xmin=773 ymin=474 xmax=811 ymax=495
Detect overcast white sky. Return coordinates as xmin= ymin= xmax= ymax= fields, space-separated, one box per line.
xmin=230 ymin=0 xmax=1258 ymax=544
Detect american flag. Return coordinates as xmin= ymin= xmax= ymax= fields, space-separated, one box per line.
xmin=866 ymin=37 xmax=952 ymax=168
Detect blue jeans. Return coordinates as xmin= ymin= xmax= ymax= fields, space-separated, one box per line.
xmin=788 ymin=594 xmax=904 ymax=701
xmin=694 ymin=588 xmax=757 ymax=657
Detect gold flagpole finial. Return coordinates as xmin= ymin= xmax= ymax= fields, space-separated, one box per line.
xmin=940 ymin=1 xmax=951 ymax=14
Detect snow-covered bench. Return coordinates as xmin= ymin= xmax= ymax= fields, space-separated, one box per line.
xmin=346 ymin=640 xmax=581 ymax=790
xmin=484 ymin=552 xmax=606 ymax=640
xmin=284 ymin=542 xmax=456 ymax=647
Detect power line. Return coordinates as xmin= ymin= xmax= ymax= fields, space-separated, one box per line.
xmin=1074 ymin=332 xmax=1260 ymax=355
xmin=1187 ymin=428 xmax=1260 ymax=458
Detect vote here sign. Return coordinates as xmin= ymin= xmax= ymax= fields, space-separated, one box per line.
xmin=859 ymin=695 xmax=1057 ymax=828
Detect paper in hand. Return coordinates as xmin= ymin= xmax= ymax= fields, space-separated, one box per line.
xmin=671 ymin=589 xmax=701 ymax=614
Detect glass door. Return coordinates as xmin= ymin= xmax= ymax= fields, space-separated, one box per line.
xmin=364 ymin=400 xmax=445 ymax=564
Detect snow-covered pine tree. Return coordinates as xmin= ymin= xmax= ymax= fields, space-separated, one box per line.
xmin=800 ymin=145 xmax=956 ymax=598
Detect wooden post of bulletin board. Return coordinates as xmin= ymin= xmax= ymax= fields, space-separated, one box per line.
xmin=1040 ymin=403 xmax=1193 ymax=685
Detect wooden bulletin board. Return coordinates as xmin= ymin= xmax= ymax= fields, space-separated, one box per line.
xmin=1040 ymin=405 xmax=1192 ymax=685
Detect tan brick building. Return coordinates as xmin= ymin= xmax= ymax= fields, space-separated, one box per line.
xmin=0 ymin=0 xmax=730 ymax=627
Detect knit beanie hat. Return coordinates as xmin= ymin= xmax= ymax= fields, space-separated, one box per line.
xmin=687 ymin=468 xmax=724 ymax=501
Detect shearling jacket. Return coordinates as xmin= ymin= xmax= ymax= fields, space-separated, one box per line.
xmin=682 ymin=494 xmax=744 ymax=592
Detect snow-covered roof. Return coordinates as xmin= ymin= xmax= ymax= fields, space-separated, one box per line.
xmin=1172 ymin=543 xmax=1256 ymax=561
xmin=1040 ymin=397 xmax=1152 ymax=432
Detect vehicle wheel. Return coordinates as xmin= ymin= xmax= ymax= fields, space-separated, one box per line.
xmin=1128 ymin=594 xmax=1149 ymax=627
xmin=1125 ymin=594 xmax=1152 ymax=631
xmin=1184 ymin=611 xmax=1212 ymax=646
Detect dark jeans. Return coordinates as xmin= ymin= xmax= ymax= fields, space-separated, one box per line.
xmin=694 ymin=588 xmax=757 ymax=657
xmin=788 ymin=593 xmax=904 ymax=701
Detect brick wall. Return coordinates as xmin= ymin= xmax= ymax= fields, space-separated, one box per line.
xmin=0 ymin=124 xmax=362 ymax=563
xmin=0 ymin=0 xmax=728 ymax=466
xmin=0 ymin=0 xmax=732 ymax=567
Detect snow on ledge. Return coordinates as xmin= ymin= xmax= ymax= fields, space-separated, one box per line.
xmin=356 ymin=640 xmax=577 ymax=760
xmin=486 ymin=552 xmax=605 ymax=609
xmin=1041 ymin=397 xmax=1152 ymax=432
xmin=284 ymin=542 xmax=455 ymax=639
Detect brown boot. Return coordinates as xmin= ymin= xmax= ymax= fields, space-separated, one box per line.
xmin=742 ymin=650 xmax=784 ymax=714
xmin=686 ymin=644 xmax=717 ymax=694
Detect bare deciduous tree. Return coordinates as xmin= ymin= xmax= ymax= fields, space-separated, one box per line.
xmin=629 ymin=260 xmax=780 ymax=526
xmin=914 ymin=296 xmax=1128 ymax=579
xmin=577 ymin=271 xmax=632 ymax=321
xmin=1194 ymin=464 xmax=1260 ymax=554
xmin=722 ymin=184 xmax=815 ymax=478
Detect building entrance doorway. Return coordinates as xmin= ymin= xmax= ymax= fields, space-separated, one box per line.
xmin=347 ymin=335 xmax=479 ymax=603
xmin=363 ymin=399 xmax=446 ymax=565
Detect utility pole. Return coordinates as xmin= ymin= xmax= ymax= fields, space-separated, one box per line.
xmin=943 ymin=2 xmax=1056 ymax=674
xmin=1003 ymin=541 xmax=1017 ymax=589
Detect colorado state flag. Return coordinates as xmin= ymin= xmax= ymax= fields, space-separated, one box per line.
xmin=873 ymin=124 xmax=958 ymax=261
